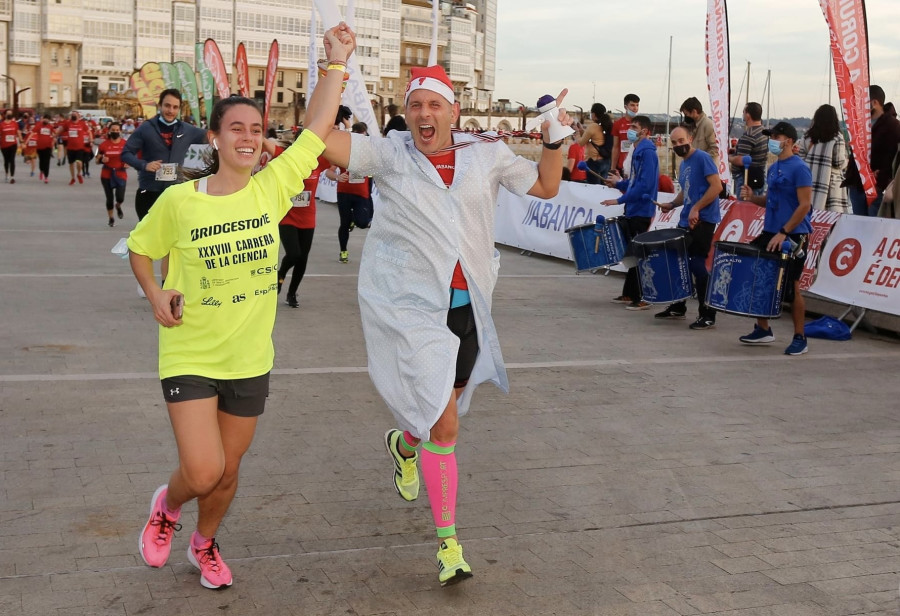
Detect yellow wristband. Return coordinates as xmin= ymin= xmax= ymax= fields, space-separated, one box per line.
xmin=327 ymin=63 xmax=347 ymax=72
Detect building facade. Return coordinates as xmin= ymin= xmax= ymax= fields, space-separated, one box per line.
xmin=1 ymin=0 xmax=495 ymax=130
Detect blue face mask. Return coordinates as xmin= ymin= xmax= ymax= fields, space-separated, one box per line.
xmin=158 ymin=113 xmax=177 ymax=126
xmin=767 ymin=138 xmax=784 ymax=155
xmin=626 ymin=109 xmax=637 ymax=118
xmin=626 ymin=128 xmax=639 ymax=142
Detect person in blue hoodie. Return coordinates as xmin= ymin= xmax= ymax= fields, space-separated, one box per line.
xmin=602 ymin=114 xmax=659 ymax=310
xmin=122 ymin=89 xmax=207 ymax=287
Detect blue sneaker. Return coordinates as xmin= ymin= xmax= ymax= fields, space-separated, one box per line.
xmin=739 ymin=325 xmax=775 ymax=344
xmin=784 ymin=334 xmax=808 ymax=356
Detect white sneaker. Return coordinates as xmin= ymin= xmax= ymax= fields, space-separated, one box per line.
xmin=137 ymin=283 xmax=146 ymax=298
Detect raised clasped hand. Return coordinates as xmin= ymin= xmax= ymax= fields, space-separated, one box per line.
xmin=324 ymin=22 xmax=357 ymax=63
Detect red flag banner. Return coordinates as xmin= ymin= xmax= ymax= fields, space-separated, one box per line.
xmin=820 ymin=0 xmax=877 ymax=204
xmin=203 ymin=39 xmax=231 ymax=100
xmin=235 ymin=42 xmax=250 ymax=98
xmin=264 ymin=40 xmax=279 ymax=129
xmin=705 ymin=0 xmax=731 ymax=186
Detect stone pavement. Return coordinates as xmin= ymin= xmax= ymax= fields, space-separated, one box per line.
xmin=2 ymin=168 xmax=900 ymax=616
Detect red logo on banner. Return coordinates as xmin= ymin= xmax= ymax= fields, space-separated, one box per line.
xmin=829 ymin=238 xmax=863 ymax=276
xmin=718 ymin=219 xmax=744 ymax=242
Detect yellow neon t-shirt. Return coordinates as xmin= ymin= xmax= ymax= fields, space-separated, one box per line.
xmin=127 ymin=130 xmax=325 ymax=380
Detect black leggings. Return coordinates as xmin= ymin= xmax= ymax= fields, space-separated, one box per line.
xmin=135 ymin=189 xmax=163 ymax=221
xmin=101 ymin=177 xmax=126 ymax=211
xmin=337 ymin=192 xmax=373 ymax=250
xmin=1 ymin=146 xmax=15 ymax=177
xmin=278 ymin=225 xmax=315 ymax=296
xmin=37 ymin=148 xmax=52 ymax=178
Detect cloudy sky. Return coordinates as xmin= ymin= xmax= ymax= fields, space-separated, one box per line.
xmin=493 ymin=0 xmax=900 ymax=119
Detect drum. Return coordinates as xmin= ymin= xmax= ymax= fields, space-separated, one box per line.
xmin=706 ymin=241 xmax=788 ymax=318
xmin=566 ymin=216 xmax=626 ymax=273
xmin=631 ymin=228 xmax=693 ymax=303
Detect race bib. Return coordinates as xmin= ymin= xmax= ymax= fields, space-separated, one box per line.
xmin=155 ymin=163 xmax=177 ymax=182
xmin=291 ymin=191 xmax=311 ymax=207
xmin=620 ymin=140 xmax=633 ymax=153
xmin=68 ymin=130 xmax=79 ymax=138
xmin=27 ymin=139 xmax=37 ymax=147
xmin=40 ymin=128 xmax=51 ymax=136
xmin=348 ymin=172 xmax=366 ymax=184
xmin=4 ymin=135 xmax=14 ymax=143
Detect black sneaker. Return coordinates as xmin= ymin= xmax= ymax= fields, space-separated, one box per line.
xmin=108 ymin=217 xmax=115 ymax=227
xmin=116 ymin=205 xmax=124 ymax=219
xmin=277 ymin=278 xmax=284 ymax=294
xmin=286 ymin=293 xmax=299 ymax=308
xmin=689 ymin=316 xmax=716 ymax=330
xmin=655 ymin=305 xmax=686 ymax=319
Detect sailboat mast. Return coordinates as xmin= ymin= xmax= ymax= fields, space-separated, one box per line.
xmin=746 ymin=61 xmax=750 ymax=106
xmin=765 ymin=69 xmax=772 ymax=128
xmin=665 ymin=35 xmax=673 ymax=174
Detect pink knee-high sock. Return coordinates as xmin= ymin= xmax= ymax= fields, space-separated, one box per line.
xmin=421 ymin=439 xmax=458 ymax=539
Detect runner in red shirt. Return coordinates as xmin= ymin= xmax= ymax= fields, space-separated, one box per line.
xmin=36 ymin=117 xmax=56 ymax=183
xmin=23 ymin=124 xmax=38 ymax=178
xmin=82 ymin=120 xmax=95 ymax=178
xmin=610 ymin=93 xmax=641 ymax=174
xmin=95 ymin=122 xmax=128 ymax=226
xmin=566 ymin=137 xmax=587 ymax=182
xmin=1 ymin=110 xmax=20 ymax=184
xmin=58 ymin=111 xmax=88 ymax=184
xmin=330 ymin=119 xmax=374 ymax=264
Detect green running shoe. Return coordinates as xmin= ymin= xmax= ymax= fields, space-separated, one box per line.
xmin=436 ymin=538 xmax=473 ymax=587
xmin=384 ymin=429 xmax=419 ymax=501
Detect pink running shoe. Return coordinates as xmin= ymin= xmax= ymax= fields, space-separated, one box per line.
xmin=188 ymin=538 xmax=233 ymax=589
xmin=139 ymin=485 xmax=181 ymax=568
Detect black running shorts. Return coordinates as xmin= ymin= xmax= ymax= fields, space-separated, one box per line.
xmin=160 ymin=373 xmax=270 ymax=417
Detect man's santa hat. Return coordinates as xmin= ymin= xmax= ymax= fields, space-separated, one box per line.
xmin=404 ymin=65 xmax=455 ymax=106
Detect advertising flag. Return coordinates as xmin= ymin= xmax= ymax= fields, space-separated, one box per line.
xmin=175 ymin=61 xmax=201 ymax=124
xmin=235 ymin=42 xmax=250 ymax=97
xmin=705 ymin=0 xmax=732 ymax=186
xmin=820 ymin=0 xmax=877 ymax=204
xmin=195 ymin=43 xmax=215 ymax=125
xmin=264 ymin=40 xmax=280 ymax=129
xmin=130 ymin=62 xmax=166 ymax=118
xmin=158 ymin=62 xmax=181 ymax=92
xmin=204 ymin=39 xmax=232 ymax=99
xmin=308 ymin=5 xmax=319 ymax=99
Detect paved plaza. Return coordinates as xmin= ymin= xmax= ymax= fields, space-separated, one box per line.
xmin=2 ymin=169 xmax=900 ymax=616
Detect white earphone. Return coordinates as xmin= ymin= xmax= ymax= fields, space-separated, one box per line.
xmin=213 ymin=138 xmax=219 ymax=150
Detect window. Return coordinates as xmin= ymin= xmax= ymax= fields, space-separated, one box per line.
xmin=51 ymin=48 xmax=58 ymax=66
xmin=276 ymin=92 xmax=283 ymax=103
xmin=257 ymin=69 xmax=265 ymax=87
xmin=296 ymin=72 xmax=303 ymax=89
xmin=277 ymin=71 xmax=283 ymax=87
xmin=64 ymin=49 xmax=72 ymax=66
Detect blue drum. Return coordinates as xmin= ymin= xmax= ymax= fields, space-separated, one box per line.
xmin=566 ymin=216 xmax=627 ymax=273
xmin=631 ymin=228 xmax=693 ymax=303
xmin=706 ymin=241 xmax=788 ymax=318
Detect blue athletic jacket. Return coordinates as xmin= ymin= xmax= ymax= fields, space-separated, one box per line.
xmin=121 ymin=117 xmax=207 ymax=192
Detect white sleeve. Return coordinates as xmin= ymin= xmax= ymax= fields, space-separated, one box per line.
xmin=495 ymin=142 xmax=539 ymax=196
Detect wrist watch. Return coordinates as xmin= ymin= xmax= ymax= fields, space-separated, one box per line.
xmin=779 ymin=227 xmax=789 ymax=235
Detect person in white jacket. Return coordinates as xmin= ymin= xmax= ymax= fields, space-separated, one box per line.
xmin=321 ymin=64 xmax=571 ymax=586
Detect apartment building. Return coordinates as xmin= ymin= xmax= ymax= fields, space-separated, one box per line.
xmin=2 ymin=0 xmax=494 ymax=127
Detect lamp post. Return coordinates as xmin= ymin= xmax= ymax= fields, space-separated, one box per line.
xmin=1 ymin=74 xmax=31 ymax=114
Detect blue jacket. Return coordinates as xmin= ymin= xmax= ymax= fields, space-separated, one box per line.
xmin=121 ymin=117 xmax=207 ymax=192
xmin=615 ymin=137 xmax=659 ymax=218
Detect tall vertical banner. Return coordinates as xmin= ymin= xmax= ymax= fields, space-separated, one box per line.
xmin=263 ymin=40 xmax=279 ymax=129
xmin=235 ymin=42 xmax=250 ymax=98
xmin=175 ymin=61 xmax=201 ymax=124
xmin=130 ymin=63 xmax=166 ymax=118
xmin=820 ymin=0 xmax=876 ymax=204
xmin=204 ymin=39 xmax=232 ymax=99
xmin=705 ymin=0 xmax=732 ymax=186
xmin=307 ymin=5 xmax=319 ymax=99
xmin=428 ymin=0 xmax=439 ymax=66
xmin=195 ymin=43 xmax=215 ymax=125
xmin=312 ymin=0 xmax=381 ymax=138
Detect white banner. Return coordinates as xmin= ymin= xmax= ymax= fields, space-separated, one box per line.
xmin=312 ymin=0 xmax=381 ymax=138
xmin=307 ymin=5 xmax=318 ymax=101
xmin=809 ymin=215 xmax=900 ymax=315
xmin=705 ymin=0 xmax=732 ymax=187
xmin=495 ymin=182 xmax=676 ymax=261
xmin=316 ymin=174 xmax=337 ymax=203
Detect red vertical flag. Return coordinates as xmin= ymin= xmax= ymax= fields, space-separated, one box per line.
xmin=203 ymin=39 xmax=231 ymax=99
xmin=235 ymin=42 xmax=250 ymax=98
xmin=263 ymin=39 xmax=280 ymax=130
xmin=820 ymin=0 xmax=876 ymax=203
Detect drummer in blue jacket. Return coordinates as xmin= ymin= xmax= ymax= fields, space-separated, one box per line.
xmin=739 ymin=121 xmax=813 ymax=356
xmin=654 ymin=125 xmax=722 ymax=329
xmin=601 ymin=115 xmax=659 ymax=311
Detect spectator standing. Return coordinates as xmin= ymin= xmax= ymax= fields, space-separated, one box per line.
xmin=867 ymin=85 xmax=900 ymax=216
xmin=798 ymin=104 xmax=848 ymax=213
xmin=577 ymin=103 xmax=612 ymax=183
xmin=680 ymin=97 xmax=719 ymax=169
xmin=383 ymin=104 xmax=407 ymax=136
xmin=566 ymin=135 xmax=587 ymax=182
xmin=610 ymin=94 xmax=640 ymax=174
xmin=729 ymin=102 xmax=767 ymax=197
